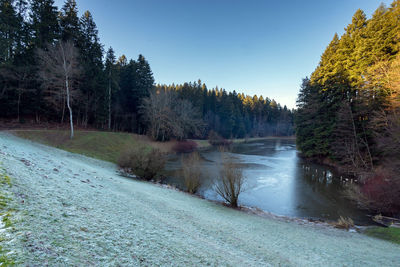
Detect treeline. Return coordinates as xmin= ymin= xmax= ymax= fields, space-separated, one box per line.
xmin=0 ymin=0 xmax=293 ymax=140
xmin=155 ymin=82 xmax=294 ymax=139
xmin=295 ymin=1 xmax=400 ymax=214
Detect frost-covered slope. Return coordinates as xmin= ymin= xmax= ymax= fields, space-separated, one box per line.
xmin=0 ymin=133 xmax=399 ymax=266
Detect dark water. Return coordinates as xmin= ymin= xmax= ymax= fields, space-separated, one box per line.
xmin=164 ymin=139 xmax=370 ymax=224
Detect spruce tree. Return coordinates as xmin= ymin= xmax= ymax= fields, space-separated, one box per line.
xmin=60 ymin=0 xmax=79 ymax=42
xmin=30 ymin=0 xmax=59 ymax=49
xmin=79 ymin=10 xmax=104 ymax=126
xmin=0 ymin=0 xmax=20 ymax=62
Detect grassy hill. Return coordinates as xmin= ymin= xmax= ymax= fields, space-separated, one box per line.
xmin=12 ymin=130 xmax=175 ymax=163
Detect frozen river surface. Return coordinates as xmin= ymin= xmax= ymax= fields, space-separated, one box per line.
xmin=166 ymin=139 xmax=370 ymax=224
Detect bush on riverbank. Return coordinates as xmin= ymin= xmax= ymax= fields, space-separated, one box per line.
xmin=208 ymin=131 xmax=232 ymax=147
xmin=118 ymin=146 xmax=165 ymax=181
xmin=214 ymin=155 xmax=244 ymax=207
xmin=347 ymin=167 xmax=400 ymax=216
xmin=181 ymin=152 xmax=202 ymax=194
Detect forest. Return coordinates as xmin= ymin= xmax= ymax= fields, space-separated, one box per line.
xmin=0 ymin=0 xmax=294 ymax=140
xmin=295 ymin=1 xmax=400 ymax=215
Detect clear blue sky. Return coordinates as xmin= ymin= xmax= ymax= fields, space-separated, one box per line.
xmin=55 ymin=0 xmax=392 ymax=108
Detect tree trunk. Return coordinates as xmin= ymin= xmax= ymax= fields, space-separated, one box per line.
xmin=17 ymin=90 xmax=21 ymax=122
xmin=61 ymin=95 xmax=65 ymax=124
xmin=84 ymin=96 xmax=89 ymax=128
xmin=66 ymin=77 xmax=74 ymax=139
xmin=347 ymin=103 xmax=366 ymax=169
xmin=60 ymin=42 xmax=74 ymax=139
xmin=108 ymin=68 xmax=111 ymax=130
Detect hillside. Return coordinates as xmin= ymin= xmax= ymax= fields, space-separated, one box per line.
xmin=12 ymin=130 xmax=179 ymax=163
xmin=0 ymin=133 xmax=398 ymax=265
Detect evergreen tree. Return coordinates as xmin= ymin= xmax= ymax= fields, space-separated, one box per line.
xmin=135 ymin=54 xmax=153 ymax=132
xmin=59 ymin=0 xmax=79 ymax=42
xmin=0 ymin=0 xmax=21 ymax=62
xmin=30 ymin=0 xmax=59 ymax=49
xmin=79 ymin=10 xmax=104 ymax=126
xmin=296 ymin=1 xmax=400 ymax=170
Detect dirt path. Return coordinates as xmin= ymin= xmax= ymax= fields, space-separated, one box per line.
xmin=0 ymin=133 xmax=399 ymax=266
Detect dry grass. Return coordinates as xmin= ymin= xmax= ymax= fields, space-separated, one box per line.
xmin=333 ymin=216 xmax=354 ymax=230
xmin=12 ymin=130 xmax=178 ymax=163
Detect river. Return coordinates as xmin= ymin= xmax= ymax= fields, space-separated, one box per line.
xmin=164 ymin=138 xmax=369 ymax=224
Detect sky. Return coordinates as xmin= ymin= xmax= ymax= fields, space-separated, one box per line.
xmin=55 ymin=0 xmax=393 ymax=108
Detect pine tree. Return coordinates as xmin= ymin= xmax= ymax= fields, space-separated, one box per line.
xmin=135 ymin=54 xmax=154 ymax=132
xmin=30 ymin=0 xmax=59 ymax=49
xmin=60 ymin=0 xmax=79 ymax=42
xmin=0 ymin=0 xmax=20 ymax=62
xmin=79 ymin=10 xmax=104 ymax=127
xmin=296 ymin=1 xmax=400 ymax=169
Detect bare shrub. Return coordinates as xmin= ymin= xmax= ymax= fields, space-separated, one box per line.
xmin=172 ymin=140 xmax=198 ymax=153
xmin=333 ymin=216 xmax=354 ymax=230
xmin=214 ymin=154 xmax=244 ymax=207
xmin=208 ymin=130 xmax=232 ymax=147
xmin=118 ymin=146 xmax=165 ymax=181
xmin=347 ymin=167 xmax=400 ymax=216
xmin=181 ymin=152 xmax=202 ymax=194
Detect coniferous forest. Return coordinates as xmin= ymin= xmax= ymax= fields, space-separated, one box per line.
xmin=295 ymin=1 xmax=400 ymax=214
xmin=0 ymin=0 xmax=294 ymax=140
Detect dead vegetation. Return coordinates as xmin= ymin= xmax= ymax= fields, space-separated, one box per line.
xmin=118 ymin=146 xmax=165 ymax=181
xmin=332 ymin=216 xmax=354 ymax=230
xmin=214 ymin=153 xmax=245 ymax=207
xmin=181 ymin=152 xmax=202 ymax=194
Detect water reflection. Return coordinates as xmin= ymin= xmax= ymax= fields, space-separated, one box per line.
xmin=164 ymin=139 xmax=369 ymax=224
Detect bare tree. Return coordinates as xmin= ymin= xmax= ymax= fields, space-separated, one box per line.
xmin=214 ymin=153 xmax=245 ymax=207
xmin=371 ymin=55 xmax=400 ymax=169
xmin=141 ymin=89 xmax=175 ymax=141
xmin=37 ymin=40 xmax=80 ymax=138
xmin=174 ymin=99 xmax=205 ymax=139
xmin=141 ymin=89 xmax=204 ymax=141
xmin=332 ymin=101 xmax=374 ymax=174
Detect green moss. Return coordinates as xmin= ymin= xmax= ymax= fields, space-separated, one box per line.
xmin=0 ymin=173 xmax=11 ymax=187
xmin=1 ymin=213 xmax=12 ymax=228
xmin=0 ymin=252 xmax=15 ymax=266
xmin=365 ymin=227 xmax=400 ymax=245
xmin=0 ymin=196 xmax=9 ymax=209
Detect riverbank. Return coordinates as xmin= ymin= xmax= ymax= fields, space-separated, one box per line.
xmin=10 ymin=129 xmax=294 ymax=160
xmin=8 ymin=130 xmax=400 ymax=244
xmin=0 ymin=132 xmax=399 ymax=265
